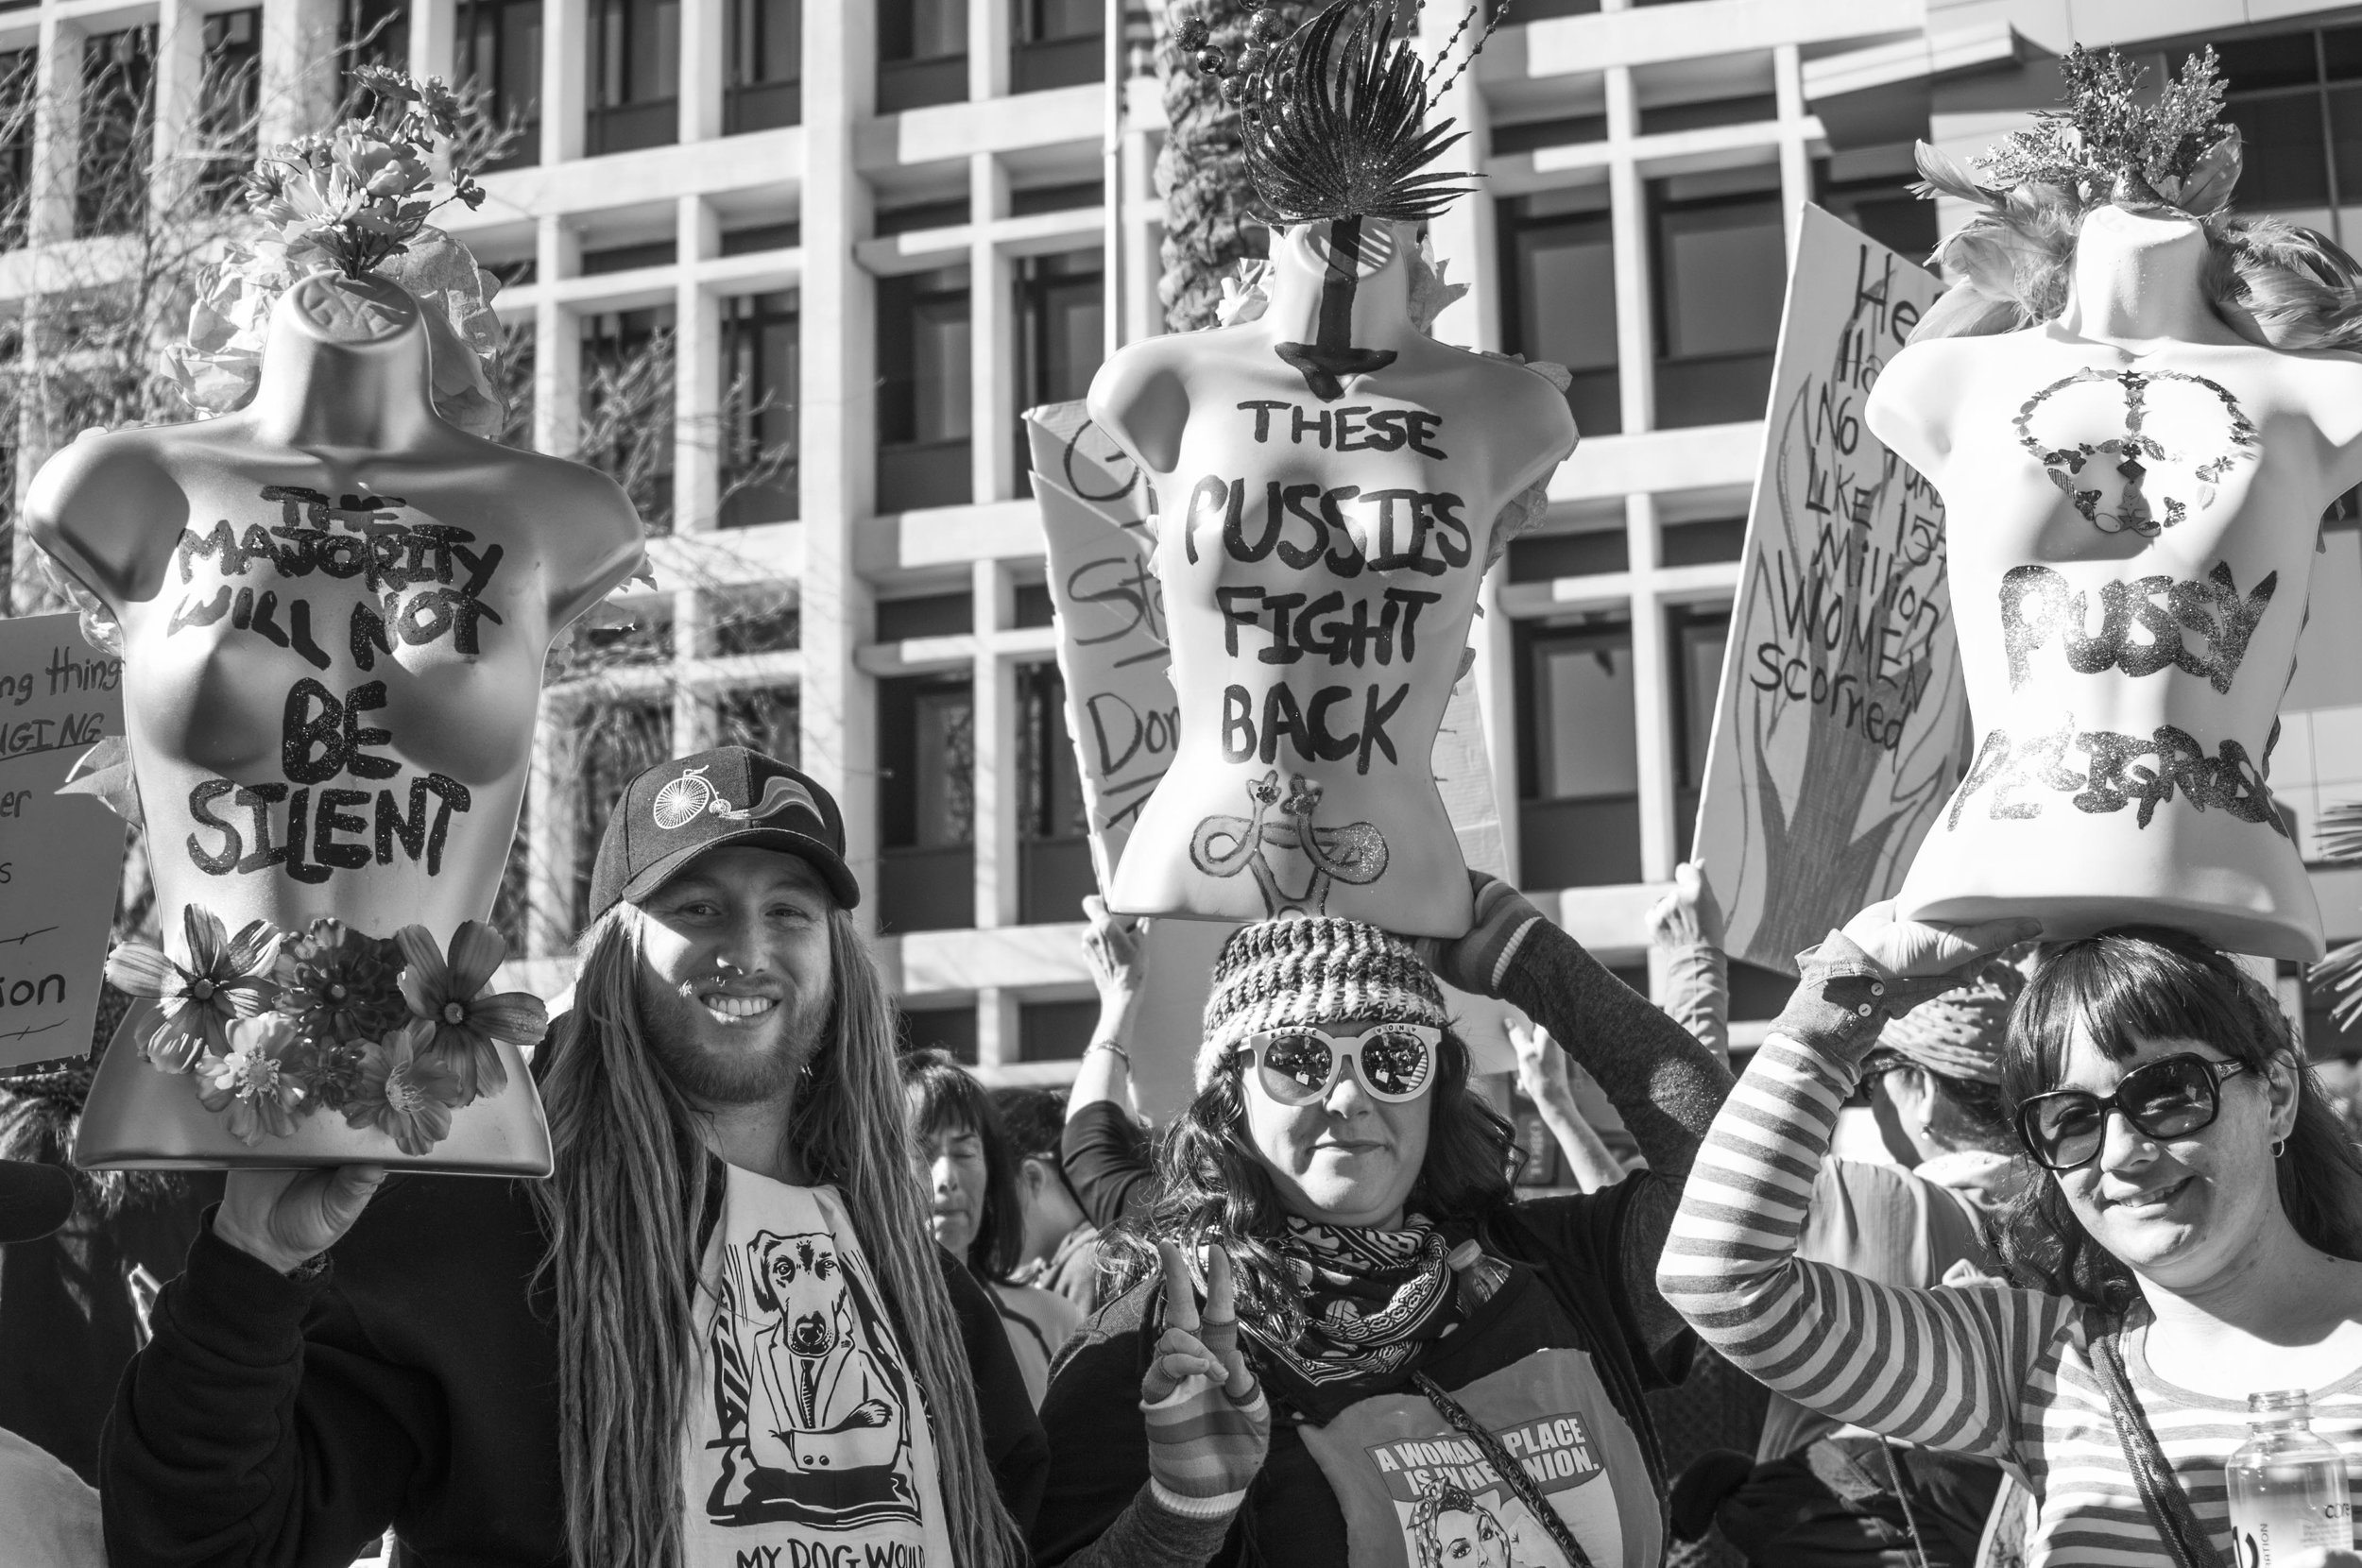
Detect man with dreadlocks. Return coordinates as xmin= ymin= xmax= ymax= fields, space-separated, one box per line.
xmin=99 ymin=746 xmax=1045 ymax=1568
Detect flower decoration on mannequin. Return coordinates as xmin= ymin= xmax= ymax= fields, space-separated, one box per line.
xmin=1875 ymin=45 xmax=2362 ymax=960
xmin=34 ymin=65 xmax=644 ymax=1173
xmin=1087 ymin=0 xmax=1574 ymax=937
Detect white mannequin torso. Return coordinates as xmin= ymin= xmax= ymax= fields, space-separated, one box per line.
xmin=28 ymin=273 xmax=643 ymax=948
xmin=1874 ymin=208 xmax=2362 ymax=958
xmin=1087 ymin=222 xmax=1575 ymax=933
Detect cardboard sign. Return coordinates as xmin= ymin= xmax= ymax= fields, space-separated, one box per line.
xmin=1692 ymin=207 xmax=1967 ymax=974
xmin=0 ymin=614 xmax=127 ymax=1069
xmin=1026 ymin=401 xmax=1519 ymax=1077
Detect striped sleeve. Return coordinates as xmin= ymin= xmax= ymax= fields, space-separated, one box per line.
xmin=1655 ymin=1029 xmax=2073 ymax=1462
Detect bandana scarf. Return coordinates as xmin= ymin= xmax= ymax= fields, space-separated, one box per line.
xmin=1243 ymin=1213 xmax=1468 ymax=1412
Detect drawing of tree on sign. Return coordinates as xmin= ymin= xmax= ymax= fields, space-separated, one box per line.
xmin=1696 ymin=216 xmax=1968 ymax=973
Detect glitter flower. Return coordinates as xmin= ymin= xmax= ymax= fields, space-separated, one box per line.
xmin=276 ymin=920 xmax=410 ymax=1045
xmin=395 ymin=922 xmax=546 ymax=1105
xmin=343 ymin=1026 xmax=463 ymax=1156
xmin=197 ymin=1014 xmax=309 ymax=1147
xmin=105 ymin=908 xmax=282 ymax=1073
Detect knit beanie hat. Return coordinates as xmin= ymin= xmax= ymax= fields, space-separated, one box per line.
xmin=1878 ymin=959 xmax=2024 ymax=1085
xmin=1198 ymin=917 xmax=1449 ymax=1089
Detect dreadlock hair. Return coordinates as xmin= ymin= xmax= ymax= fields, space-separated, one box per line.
xmin=1997 ymin=926 xmax=2362 ymax=1315
xmin=1103 ymin=1025 xmax=1517 ymax=1341
xmin=529 ymin=902 xmax=1026 ymax=1568
xmin=899 ymin=1048 xmax=1025 ymax=1281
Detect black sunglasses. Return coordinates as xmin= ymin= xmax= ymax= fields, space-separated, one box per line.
xmin=2015 ymin=1053 xmax=2251 ymax=1172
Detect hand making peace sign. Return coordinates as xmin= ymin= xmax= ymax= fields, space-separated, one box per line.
xmin=1140 ymin=1240 xmax=1272 ymax=1517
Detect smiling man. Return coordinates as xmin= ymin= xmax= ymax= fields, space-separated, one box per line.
xmin=101 ymin=746 xmax=1044 ymax=1568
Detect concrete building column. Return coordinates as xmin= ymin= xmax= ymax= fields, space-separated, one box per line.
xmin=148 ymin=0 xmax=202 ymax=220
xmin=970 ymin=153 xmax=1015 ymax=503
xmin=1605 ymin=68 xmax=1652 ymax=436
xmin=533 ymin=215 xmax=581 ymax=457
xmin=408 ymin=0 xmax=457 ymax=86
xmin=971 ymin=559 xmax=1018 ymax=932
xmin=28 ymin=12 xmax=80 ymax=250
xmin=1774 ymin=43 xmax=1812 ymax=254
xmin=977 ymin=988 xmax=1020 ymax=1068
xmin=680 ymin=0 xmax=724 ymax=145
xmin=1625 ymin=491 xmax=1675 ymax=885
xmin=672 ymin=194 xmax=722 ymax=751
xmin=259 ymin=0 xmax=337 ymax=149
xmin=800 ymin=0 xmax=881 ymax=924
xmin=526 ymin=702 xmax=578 ymax=958
xmin=1121 ymin=112 xmax=1156 ymax=348
xmin=540 ymin=0 xmax=586 ymax=167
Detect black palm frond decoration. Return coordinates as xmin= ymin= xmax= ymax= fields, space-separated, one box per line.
xmin=2310 ymin=799 xmax=2362 ymax=1028
xmin=1237 ymin=0 xmax=1476 ymax=224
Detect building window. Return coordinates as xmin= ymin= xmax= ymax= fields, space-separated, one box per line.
xmin=458 ymin=0 xmax=541 ymax=169
xmin=900 ymin=1005 xmax=980 ymax=1063
xmin=1017 ymin=662 xmax=1094 ymax=925
xmin=1015 ymin=251 xmax=1103 ymax=491
xmin=1667 ymin=603 xmax=1729 ymax=861
xmin=2169 ymin=28 xmax=2362 ymax=247
xmin=580 ymin=306 xmax=676 ymax=534
xmin=1016 ymin=0 xmax=1103 ymax=94
xmin=1499 ymin=191 xmax=1620 ymax=436
xmin=878 ymin=673 xmax=976 ymax=933
xmin=1018 ymin=997 xmax=1099 ymax=1060
xmin=727 ymin=0 xmax=800 ymax=133
xmin=198 ymin=11 xmax=263 ymax=209
xmin=1813 ymin=154 xmax=1937 ymax=264
xmin=1514 ymin=618 xmax=1640 ymax=889
xmin=722 ymin=291 xmax=799 ymax=528
xmin=340 ymin=0 xmax=409 ymax=94
xmin=878 ymin=267 xmax=972 ymax=512
xmin=587 ymin=0 xmax=678 ymax=156
xmin=77 ymin=27 xmax=154 ymax=239
xmin=571 ymin=699 xmax=672 ymax=929
xmin=880 ymin=0 xmax=966 ymax=114
xmin=1650 ymin=173 xmax=1785 ymax=429
xmin=716 ymin=684 xmax=800 ymax=766
xmin=0 ymin=49 xmax=35 ymax=251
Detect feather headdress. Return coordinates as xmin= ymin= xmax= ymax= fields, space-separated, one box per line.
xmin=1172 ymin=0 xmax=1501 ymax=397
xmin=1908 ymin=43 xmax=2362 ymax=351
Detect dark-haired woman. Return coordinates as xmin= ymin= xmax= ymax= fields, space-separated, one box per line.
xmin=1033 ymin=875 xmax=1734 ymax=1568
xmin=902 ymin=1049 xmax=1084 ymax=1408
xmin=1662 ymin=902 xmax=2362 ymax=1568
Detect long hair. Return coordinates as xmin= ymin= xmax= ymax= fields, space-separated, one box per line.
xmin=529 ymin=904 xmax=1025 ymax=1568
xmin=1104 ymin=1027 xmax=1519 ymax=1335
xmin=899 ymin=1048 xmax=1023 ymax=1280
xmin=1996 ymin=926 xmax=2362 ymax=1313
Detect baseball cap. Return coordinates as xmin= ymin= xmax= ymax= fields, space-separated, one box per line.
xmin=587 ymin=746 xmax=859 ymax=921
xmin=0 ymin=1159 xmax=71 ymax=1243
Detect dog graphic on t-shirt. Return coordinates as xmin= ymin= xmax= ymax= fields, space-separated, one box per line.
xmin=703 ymin=1225 xmax=922 ymax=1529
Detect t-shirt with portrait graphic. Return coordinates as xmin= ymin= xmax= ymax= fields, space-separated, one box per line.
xmin=681 ymin=1167 xmax=955 ymax=1568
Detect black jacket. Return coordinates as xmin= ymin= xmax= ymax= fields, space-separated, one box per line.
xmin=99 ymin=1173 xmax=1048 ymax=1568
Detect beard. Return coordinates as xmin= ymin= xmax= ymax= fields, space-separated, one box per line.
xmin=634 ymin=976 xmax=834 ymax=1107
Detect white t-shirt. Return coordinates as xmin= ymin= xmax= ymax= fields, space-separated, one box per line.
xmin=681 ymin=1167 xmax=954 ymax=1568
xmin=0 ymin=1427 xmax=104 ymax=1568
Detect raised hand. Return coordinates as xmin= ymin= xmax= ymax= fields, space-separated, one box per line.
xmin=1839 ymin=899 xmax=2039 ymax=982
xmin=1413 ymin=872 xmax=1548 ymax=998
xmin=1646 ymin=861 xmax=1724 ymax=950
xmin=1140 ymin=1240 xmax=1270 ymax=1518
xmin=214 ymin=1165 xmax=388 ymax=1276
xmin=1083 ymin=895 xmax=1152 ymax=1029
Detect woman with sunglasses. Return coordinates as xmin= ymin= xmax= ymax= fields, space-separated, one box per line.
xmin=1661 ymin=902 xmax=2362 ymax=1568
xmin=1032 ymin=877 xmax=1735 ymax=1568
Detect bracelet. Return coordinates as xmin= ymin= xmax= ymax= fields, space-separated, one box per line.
xmin=1085 ymin=1039 xmax=1131 ymax=1067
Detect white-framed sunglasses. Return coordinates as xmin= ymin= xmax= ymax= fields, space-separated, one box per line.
xmin=1234 ymin=1023 xmax=1443 ymax=1106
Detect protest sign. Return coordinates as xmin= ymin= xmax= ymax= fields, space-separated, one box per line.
xmin=1692 ymin=206 xmax=1967 ymax=974
xmin=0 ymin=614 xmax=126 ymax=1070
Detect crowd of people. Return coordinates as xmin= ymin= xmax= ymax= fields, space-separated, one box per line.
xmin=2 ymin=740 xmax=2362 ymax=1568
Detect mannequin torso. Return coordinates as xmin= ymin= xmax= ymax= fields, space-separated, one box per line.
xmin=29 ymin=273 xmax=643 ymax=948
xmin=1087 ymin=223 xmax=1574 ymax=933
xmin=1873 ymin=208 xmax=2362 ymax=957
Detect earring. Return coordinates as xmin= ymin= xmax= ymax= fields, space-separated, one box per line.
xmin=2273 ymin=1137 xmax=2288 ymax=1159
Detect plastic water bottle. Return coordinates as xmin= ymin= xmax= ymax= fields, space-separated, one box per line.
xmin=2227 ymin=1390 xmax=2353 ymax=1567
